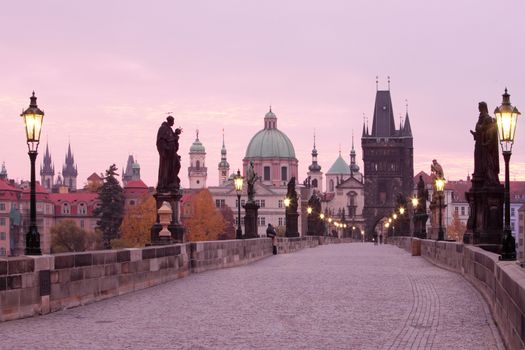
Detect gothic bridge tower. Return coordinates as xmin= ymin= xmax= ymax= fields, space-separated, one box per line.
xmin=361 ymin=86 xmax=413 ymax=236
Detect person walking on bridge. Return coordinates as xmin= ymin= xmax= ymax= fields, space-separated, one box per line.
xmin=266 ymin=223 xmax=277 ymax=255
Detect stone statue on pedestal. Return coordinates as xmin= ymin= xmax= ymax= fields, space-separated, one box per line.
xmin=246 ymin=160 xmax=259 ymax=203
xmin=285 ymin=177 xmax=299 ymax=237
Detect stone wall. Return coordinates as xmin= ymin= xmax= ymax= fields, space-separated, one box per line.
xmin=389 ymin=237 xmax=525 ymax=350
xmin=0 ymin=239 xmax=272 ymax=322
xmin=275 ymin=236 xmax=355 ymax=254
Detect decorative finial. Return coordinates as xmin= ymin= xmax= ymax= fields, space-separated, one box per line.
xmin=32 ymin=91 xmax=35 ymax=97
xmin=376 ymin=76 xmax=379 ymax=91
xmin=387 ymin=76 xmax=391 ymax=90
xmin=269 ymin=105 xmax=272 ymax=113
xmin=405 ymin=99 xmax=408 ymax=114
xmin=339 ymin=143 xmax=341 ymax=155
xmin=351 ymin=129 xmax=354 ymax=150
xmin=313 ymin=129 xmax=316 ymax=148
xmin=196 ymin=129 xmax=199 ymax=140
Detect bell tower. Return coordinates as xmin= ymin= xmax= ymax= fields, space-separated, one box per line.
xmin=188 ymin=130 xmax=207 ymax=189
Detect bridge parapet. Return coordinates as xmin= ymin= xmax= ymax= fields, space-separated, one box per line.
xmin=389 ymin=237 xmax=525 ymax=350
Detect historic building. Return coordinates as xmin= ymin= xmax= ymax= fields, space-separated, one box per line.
xmin=306 ymin=134 xmax=323 ymax=192
xmin=40 ymin=143 xmax=55 ymax=191
xmin=242 ymin=108 xmax=298 ymax=186
xmin=188 ymin=131 xmax=207 ymax=189
xmin=218 ymin=131 xmax=230 ymax=186
xmin=361 ymin=87 xmax=414 ymax=235
xmin=62 ymin=143 xmax=78 ymax=192
xmin=122 ymin=155 xmax=141 ymax=186
xmin=208 ymin=108 xmax=297 ymax=236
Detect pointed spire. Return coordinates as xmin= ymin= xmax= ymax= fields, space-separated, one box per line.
xmin=403 ymin=101 xmax=413 ymax=137
xmin=362 ymin=113 xmax=366 ymax=137
xmin=196 ymin=129 xmax=199 ymax=141
xmin=388 ymin=76 xmax=391 ymax=90
xmin=376 ymin=76 xmax=379 ymax=91
xmin=222 ymin=128 xmax=225 ymax=148
xmin=309 ymin=130 xmax=321 ymax=172
xmin=313 ymin=129 xmax=317 ymax=149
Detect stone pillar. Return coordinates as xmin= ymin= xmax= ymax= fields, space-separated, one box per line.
xmin=151 ymin=191 xmax=185 ymax=245
xmin=285 ymin=211 xmax=299 ymax=237
xmin=243 ymin=202 xmax=259 ymax=239
xmin=464 ymin=181 xmax=504 ymax=249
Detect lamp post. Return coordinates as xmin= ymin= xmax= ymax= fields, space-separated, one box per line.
xmin=495 ymin=88 xmax=520 ymax=261
xmin=411 ymin=197 xmax=419 ymax=237
xmin=435 ymin=177 xmax=446 ymax=241
xmin=21 ymin=92 xmax=44 ymax=255
xmin=234 ymin=169 xmax=244 ymax=239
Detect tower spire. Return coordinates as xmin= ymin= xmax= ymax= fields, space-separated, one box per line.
xmin=376 ymin=76 xmax=379 ymax=91
xmin=388 ymin=76 xmax=391 ymax=90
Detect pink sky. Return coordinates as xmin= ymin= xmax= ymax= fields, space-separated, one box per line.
xmin=1 ymin=1 xmax=525 ymax=188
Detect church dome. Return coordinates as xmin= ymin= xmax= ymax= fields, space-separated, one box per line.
xmin=190 ymin=131 xmax=205 ymax=154
xmin=244 ymin=108 xmax=296 ymax=159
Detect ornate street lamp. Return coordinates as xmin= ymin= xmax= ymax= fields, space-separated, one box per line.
xmin=411 ymin=197 xmax=419 ymax=237
xmin=284 ymin=197 xmax=291 ymax=208
xmin=21 ymin=92 xmax=44 ymax=255
xmin=435 ymin=177 xmax=446 ymax=241
xmin=320 ymin=213 xmax=325 ymax=220
xmin=234 ymin=169 xmax=244 ymax=239
xmin=307 ymin=206 xmax=312 ymax=214
xmin=495 ymin=88 xmax=520 ymax=260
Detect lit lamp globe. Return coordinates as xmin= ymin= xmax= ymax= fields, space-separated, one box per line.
xmin=495 ymin=88 xmax=520 ymax=153
xmin=284 ymin=197 xmax=291 ymax=208
xmin=21 ymin=92 xmax=44 ymax=153
xmin=435 ymin=178 xmax=446 ymax=193
xmin=393 ymin=213 xmax=398 ymax=220
xmin=320 ymin=213 xmax=325 ymax=220
xmin=307 ymin=206 xmax=312 ymax=214
xmin=385 ymin=222 xmax=390 ymax=228
xmin=399 ymin=207 xmax=405 ymax=215
xmin=411 ymin=197 xmax=419 ymax=207
xmin=234 ymin=170 xmax=244 ymax=194
xmin=328 ymin=217 xmax=333 ymax=223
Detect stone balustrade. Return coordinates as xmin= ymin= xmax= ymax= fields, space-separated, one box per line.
xmin=1 ymin=236 xmax=355 ymax=322
xmin=389 ymin=236 xmax=525 ymax=350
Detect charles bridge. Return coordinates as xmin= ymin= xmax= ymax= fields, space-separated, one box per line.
xmin=1 ymin=236 xmax=525 ymax=349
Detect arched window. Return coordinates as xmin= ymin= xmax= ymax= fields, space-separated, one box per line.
xmin=62 ymin=202 xmax=70 ymax=215
xmin=329 ymin=179 xmax=334 ymax=192
xmin=312 ymin=179 xmax=318 ymax=188
xmin=196 ymin=160 xmax=200 ymax=170
xmin=78 ymin=202 xmax=87 ymax=215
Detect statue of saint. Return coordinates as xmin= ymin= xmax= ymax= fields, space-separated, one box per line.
xmin=416 ymin=175 xmax=428 ymax=214
xmin=471 ymin=102 xmax=500 ymax=186
xmin=246 ymin=160 xmax=259 ymax=202
xmin=430 ymin=159 xmax=444 ymax=179
xmin=156 ymin=116 xmax=182 ymax=192
xmin=286 ymin=177 xmax=298 ymax=212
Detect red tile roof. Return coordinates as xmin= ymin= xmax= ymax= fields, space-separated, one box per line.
xmin=87 ymin=172 xmax=103 ymax=181
xmin=0 ymin=179 xmax=21 ymax=200
xmin=124 ymin=180 xmax=148 ymax=189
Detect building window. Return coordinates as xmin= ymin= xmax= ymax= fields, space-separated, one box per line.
xmin=215 ymin=199 xmax=225 ymax=208
xmin=454 ymin=206 xmax=459 ymax=213
xmin=312 ymin=179 xmax=318 ymax=188
xmin=264 ymin=166 xmax=271 ymax=181
xmin=511 ymin=207 xmax=515 ymax=217
xmin=78 ymin=202 xmax=87 ymax=215
xmin=329 ymin=179 xmax=334 ymax=192
xmin=222 ymin=171 xmax=227 ymax=176
xmin=0 ymin=203 xmax=5 ymax=211
xmin=0 ymin=232 xmax=5 ymax=240
xmin=0 ymin=218 xmax=5 ymax=226
xmin=511 ymin=222 xmax=516 ymax=232
xmin=196 ymin=160 xmax=200 ymax=170
xmin=461 ymin=207 xmax=465 ymax=216
xmin=260 ymin=200 xmax=265 ymax=208
xmin=80 ymin=220 xmax=84 ymax=228
xmin=258 ymin=217 xmax=266 ymax=226
xmin=281 ymin=167 xmax=288 ymax=182
xmin=278 ymin=200 xmax=283 ymax=208
xmin=278 ymin=217 xmax=283 ymax=226
xmin=241 ymin=199 xmax=245 ymax=206
xmin=0 ymin=248 xmax=5 ymax=256
xmin=62 ymin=203 xmax=71 ymax=215
xmin=129 ymin=200 xmax=136 ymax=206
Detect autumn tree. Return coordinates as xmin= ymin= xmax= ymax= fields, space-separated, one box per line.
xmin=218 ymin=205 xmax=236 ymax=240
xmin=186 ymin=189 xmax=226 ymax=242
xmin=51 ymin=220 xmax=89 ymax=253
xmin=119 ymin=195 xmax=157 ymax=247
xmin=447 ymin=210 xmax=466 ymax=242
xmin=94 ymin=164 xmax=125 ymax=249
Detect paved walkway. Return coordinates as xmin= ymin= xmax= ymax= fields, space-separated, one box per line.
xmin=1 ymin=244 xmax=503 ymax=350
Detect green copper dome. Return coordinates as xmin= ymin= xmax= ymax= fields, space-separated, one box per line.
xmin=245 ymin=108 xmax=296 ymax=159
xmin=327 ymin=154 xmax=350 ymax=175
xmin=190 ymin=131 xmax=205 ymax=153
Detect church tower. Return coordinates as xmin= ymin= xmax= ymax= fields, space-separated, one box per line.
xmin=361 ymin=82 xmax=414 ymax=235
xmin=40 ymin=143 xmax=55 ymax=190
xmin=307 ymin=132 xmax=323 ymax=192
xmin=122 ymin=155 xmax=141 ymax=186
xmin=188 ymin=130 xmax=207 ymax=189
xmin=218 ymin=130 xmax=230 ymax=186
xmin=62 ymin=142 xmax=78 ymax=191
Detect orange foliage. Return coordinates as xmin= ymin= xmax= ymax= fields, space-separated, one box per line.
xmin=120 ymin=195 xmax=156 ymax=247
xmin=447 ymin=210 xmax=466 ymax=242
xmin=186 ymin=189 xmax=226 ymax=242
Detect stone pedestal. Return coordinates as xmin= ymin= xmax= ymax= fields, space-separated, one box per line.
xmin=464 ymin=182 xmax=504 ymax=246
xmin=243 ymin=202 xmax=259 ymax=239
xmin=151 ymin=191 xmax=185 ymax=244
xmin=285 ymin=211 xmax=299 ymax=237
xmin=429 ymin=196 xmax=446 ymax=240
xmin=413 ymin=213 xmax=428 ymax=239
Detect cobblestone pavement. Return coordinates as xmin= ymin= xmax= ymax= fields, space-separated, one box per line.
xmin=1 ymin=244 xmax=504 ymax=350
